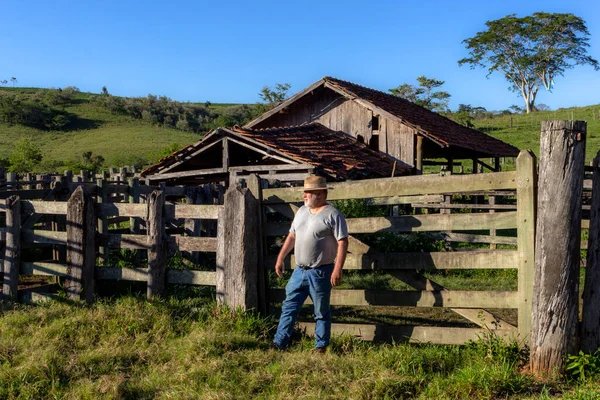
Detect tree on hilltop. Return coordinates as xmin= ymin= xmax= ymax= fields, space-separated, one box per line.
xmin=258 ymin=83 xmax=291 ymax=111
xmin=389 ymin=76 xmax=451 ymax=112
xmin=459 ymin=12 xmax=599 ymax=113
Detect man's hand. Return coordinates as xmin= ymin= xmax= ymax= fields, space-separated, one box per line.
xmin=275 ymin=259 xmax=285 ymax=278
xmin=331 ymin=268 xmax=343 ymax=286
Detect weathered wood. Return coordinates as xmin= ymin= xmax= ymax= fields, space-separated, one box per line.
xmin=517 ymin=150 xmax=537 ymax=343
xmin=366 ymin=195 xmax=445 ymax=206
xmin=95 ymin=267 xmax=216 ymax=286
xmin=128 ymin=177 xmax=141 ymax=234
xmin=22 ymin=262 xmax=68 ymax=277
xmin=298 ymin=322 xmax=516 ymax=344
xmin=246 ymin=174 xmax=268 ymax=315
xmin=228 ymin=163 xmax=314 ymax=173
xmin=21 ymin=200 xmax=68 ymax=215
xmin=184 ymin=187 xmax=202 ymax=264
xmin=147 ymin=190 xmax=167 ymax=299
xmin=216 ymin=184 xmax=261 ymax=311
xmin=96 ymin=202 xmax=221 ymax=219
xmin=415 ymin=135 xmax=423 ymax=174
xmin=268 ymin=249 xmax=518 ymax=271
xmin=65 ymin=186 xmax=96 ymax=303
xmin=438 ymin=232 xmax=517 ymax=245
xmin=96 ymin=178 xmax=108 ymax=266
xmin=266 ymin=212 xmax=517 ymax=236
xmin=582 ymin=151 xmax=600 ymax=353
xmin=145 ymin=167 xmax=228 ymax=181
xmin=530 ymin=121 xmax=586 ymax=377
xmin=2 ymin=196 xmax=20 ymax=301
xmin=262 ymin=171 xmax=518 ymax=203
xmin=388 ymin=270 xmax=517 ymax=331
xmin=413 ymin=203 xmax=516 ymax=210
xmin=270 ymin=288 xmax=518 ymax=308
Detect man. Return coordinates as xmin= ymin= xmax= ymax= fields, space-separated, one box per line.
xmin=272 ymin=175 xmax=349 ymax=353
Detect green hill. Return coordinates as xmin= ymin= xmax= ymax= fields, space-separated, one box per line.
xmin=472 ymin=105 xmax=600 ymax=163
xmin=0 ymin=87 xmax=259 ymax=172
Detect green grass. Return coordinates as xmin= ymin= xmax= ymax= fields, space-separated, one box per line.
xmin=474 ymin=105 xmax=600 ymax=164
xmin=1 ymin=296 xmax=598 ymax=399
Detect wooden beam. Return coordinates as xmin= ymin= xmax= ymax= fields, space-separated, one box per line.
xmin=265 ymin=212 xmax=517 ymax=236
xmin=267 ymin=249 xmax=518 ymax=271
xmin=262 ymin=171 xmax=518 ymax=203
xmin=222 ymin=137 xmax=229 ymax=169
xmin=229 ymin=163 xmax=313 ymax=173
xmin=145 ymin=167 xmax=227 ymax=181
xmin=416 ymin=136 xmax=423 ymax=174
xmin=270 ymin=288 xmax=518 ymax=308
xmin=2 ymin=196 xmax=20 ymax=301
xmin=298 ymin=323 xmax=516 ymax=344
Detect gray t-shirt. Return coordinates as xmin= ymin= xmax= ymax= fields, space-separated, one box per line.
xmin=289 ymin=204 xmax=348 ymax=268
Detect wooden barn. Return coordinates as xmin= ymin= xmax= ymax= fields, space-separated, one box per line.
xmin=140 ymin=123 xmax=408 ymax=186
xmin=245 ymin=77 xmax=519 ymax=173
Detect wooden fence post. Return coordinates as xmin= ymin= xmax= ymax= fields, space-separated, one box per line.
xmin=184 ymin=186 xmax=202 ymax=265
xmin=128 ymin=177 xmax=141 ymax=234
xmin=147 ymin=190 xmax=166 ymax=299
xmin=530 ymin=120 xmax=586 ymax=377
xmin=246 ymin=174 xmax=268 ymax=315
xmin=216 ymin=184 xmax=260 ymax=311
xmin=96 ymin=177 xmax=110 ymax=265
xmin=2 ymin=196 xmax=21 ymax=301
xmin=65 ymin=186 xmax=96 ymax=303
xmin=582 ymin=150 xmax=600 ymax=353
xmin=517 ymin=150 xmax=537 ymax=343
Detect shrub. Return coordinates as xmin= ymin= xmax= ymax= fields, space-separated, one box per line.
xmin=8 ymin=138 xmax=43 ymax=173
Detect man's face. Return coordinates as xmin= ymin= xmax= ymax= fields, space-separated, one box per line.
xmin=303 ymin=190 xmax=323 ymax=208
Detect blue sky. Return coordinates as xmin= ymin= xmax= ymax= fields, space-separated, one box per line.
xmin=2 ymin=0 xmax=599 ymax=111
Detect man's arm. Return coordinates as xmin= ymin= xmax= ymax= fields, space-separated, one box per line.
xmin=275 ymin=233 xmax=296 ymax=278
xmin=331 ymin=237 xmax=348 ymax=286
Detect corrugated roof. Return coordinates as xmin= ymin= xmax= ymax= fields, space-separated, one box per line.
xmin=231 ymin=123 xmax=407 ymax=179
xmin=322 ymin=77 xmax=519 ymax=157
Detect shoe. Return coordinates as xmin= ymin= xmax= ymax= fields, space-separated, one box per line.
xmin=271 ymin=342 xmax=285 ymax=351
xmin=313 ymin=347 xmax=327 ymax=354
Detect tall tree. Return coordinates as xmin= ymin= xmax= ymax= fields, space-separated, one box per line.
xmin=459 ymin=12 xmax=599 ymax=113
xmin=258 ymin=83 xmax=291 ymax=109
xmin=389 ymin=76 xmax=451 ymax=112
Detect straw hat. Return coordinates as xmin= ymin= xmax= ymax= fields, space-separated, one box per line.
xmin=300 ymin=175 xmax=333 ymax=191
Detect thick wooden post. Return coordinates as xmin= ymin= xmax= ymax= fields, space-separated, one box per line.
xmin=216 ymin=184 xmax=260 ymax=311
xmin=147 ymin=190 xmax=167 ymax=299
xmin=2 ymin=196 xmax=21 ymax=301
xmin=65 ymin=186 xmax=96 ymax=303
xmin=582 ymin=151 xmax=600 ymax=353
xmin=246 ymin=174 xmax=268 ymax=315
xmin=530 ymin=120 xmax=586 ymax=376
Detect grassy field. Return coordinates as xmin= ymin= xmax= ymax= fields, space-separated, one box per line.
xmin=0 ymin=293 xmax=599 ymax=399
xmin=474 ymin=105 xmax=600 ymax=163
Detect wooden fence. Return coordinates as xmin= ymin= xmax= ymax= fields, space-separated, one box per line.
xmin=0 ymin=151 xmax=536 ymax=344
xmin=256 ymin=150 xmax=536 ymax=345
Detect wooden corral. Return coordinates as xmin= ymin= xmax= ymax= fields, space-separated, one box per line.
xmin=1 ymin=151 xmax=537 ymax=346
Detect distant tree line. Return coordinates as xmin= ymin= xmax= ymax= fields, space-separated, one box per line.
xmin=93 ymin=91 xmax=262 ymax=133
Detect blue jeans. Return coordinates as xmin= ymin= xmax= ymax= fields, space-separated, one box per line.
xmin=273 ymin=264 xmax=334 ymax=349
